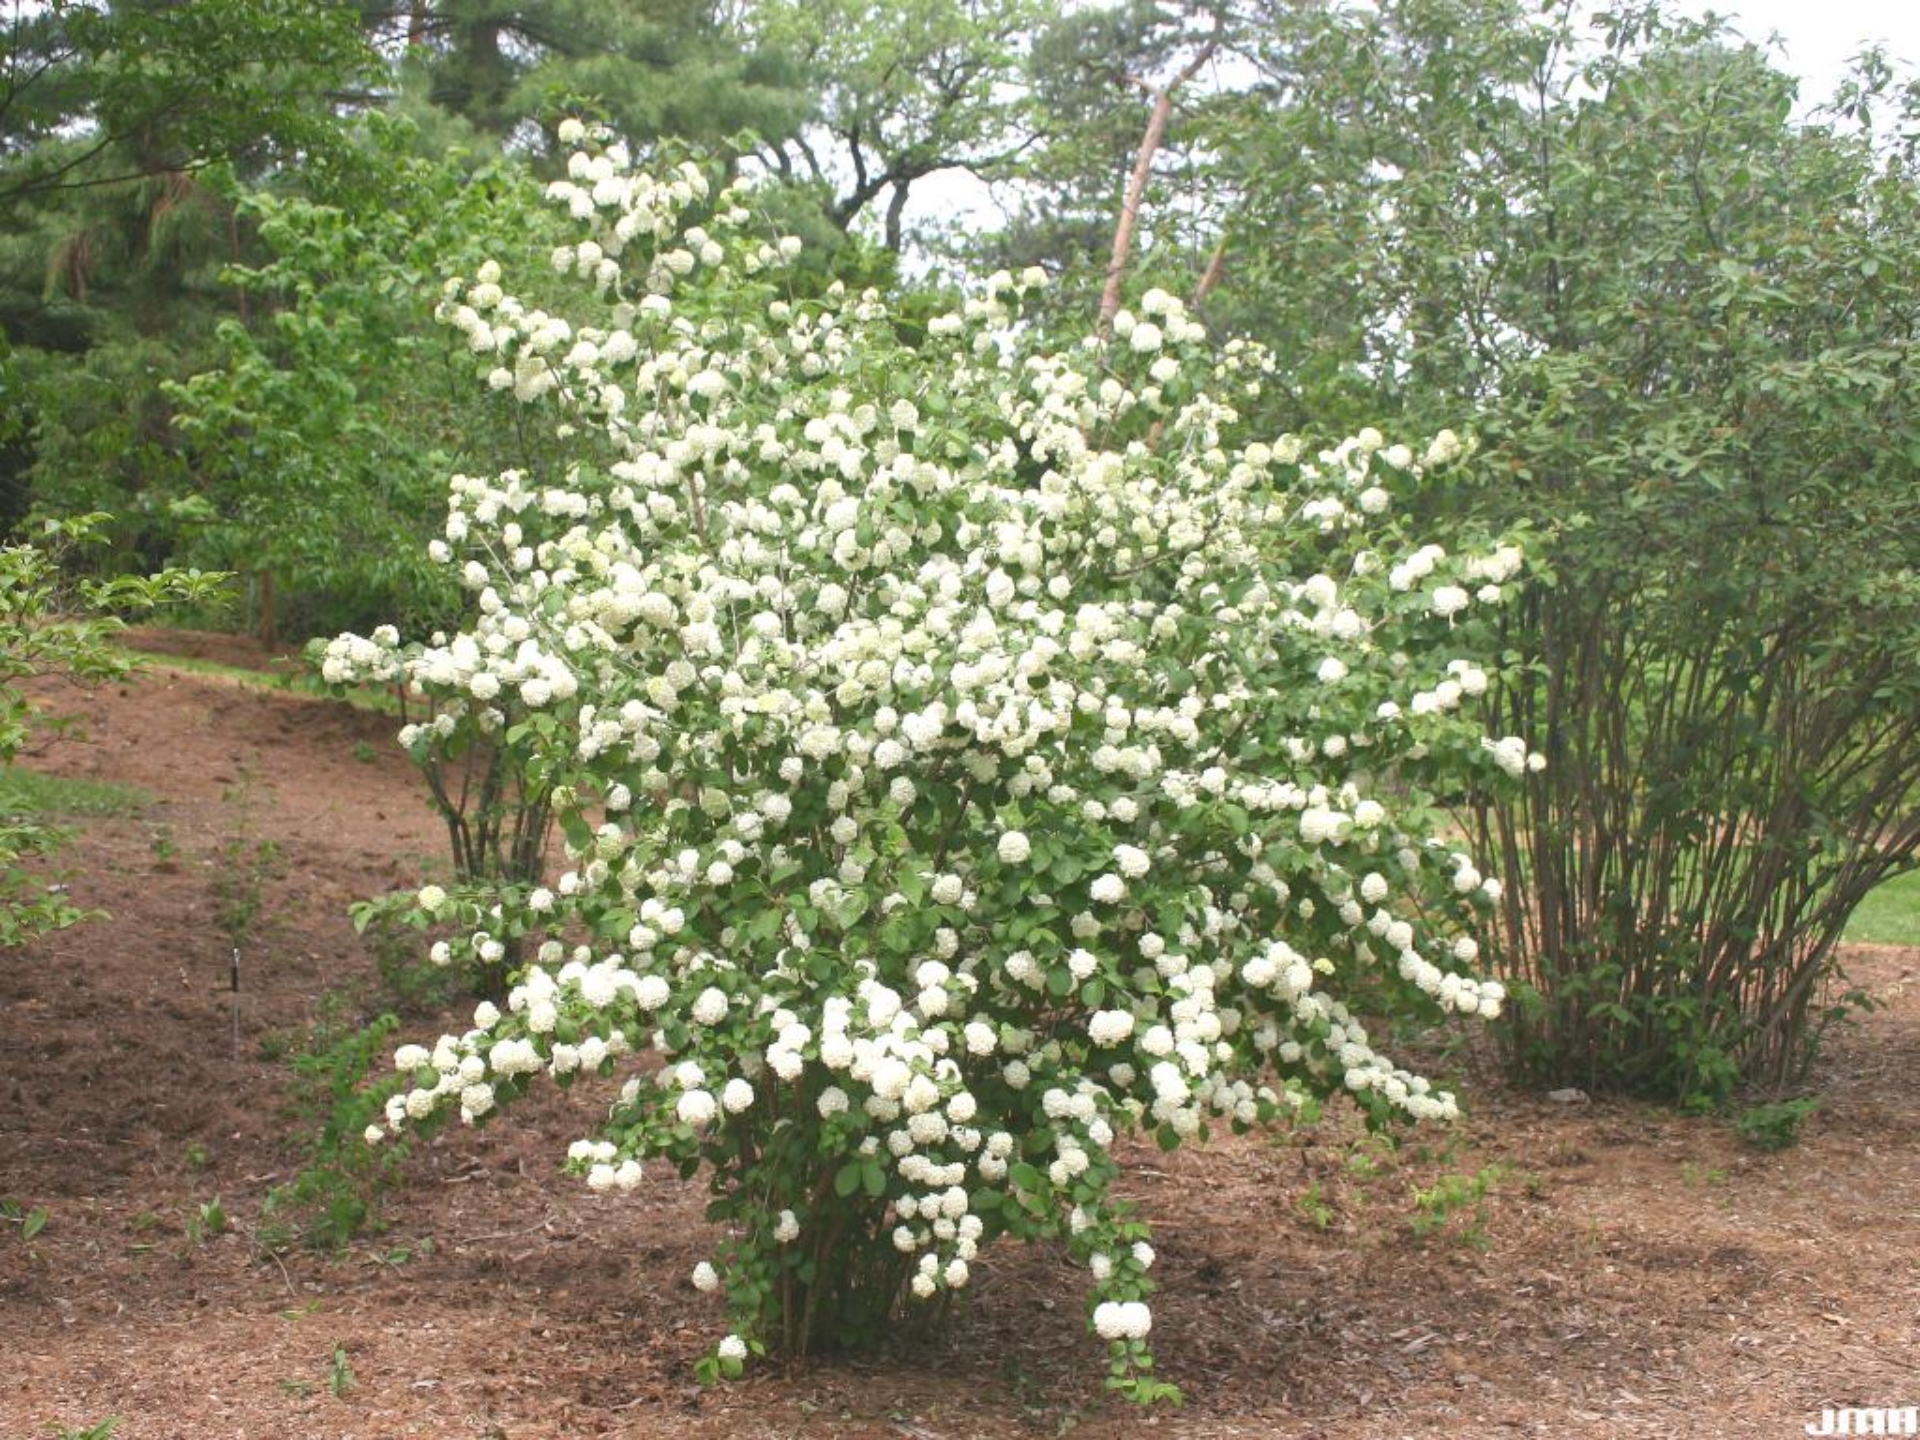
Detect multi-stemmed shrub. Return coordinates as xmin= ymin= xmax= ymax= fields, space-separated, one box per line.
xmin=328 ymin=123 xmax=1533 ymax=1401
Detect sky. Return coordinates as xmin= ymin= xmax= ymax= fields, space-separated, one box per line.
xmin=1685 ymin=0 xmax=1920 ymax=104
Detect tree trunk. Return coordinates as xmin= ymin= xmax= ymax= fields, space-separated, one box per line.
xmin=257 ymin=570 xmax=277 ymax=649
xmin=1097 ymin=34 xmax=1220 ymax=334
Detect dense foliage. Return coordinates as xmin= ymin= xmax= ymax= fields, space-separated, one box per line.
xmin=1216 ymin=0 xmax=1920 ymax=1099
xmin=162 ymin=119 xmax=571 ymax=640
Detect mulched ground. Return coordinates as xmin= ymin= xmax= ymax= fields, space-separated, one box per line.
xmin=2 ymin=632 xmax=1915 ymax=1439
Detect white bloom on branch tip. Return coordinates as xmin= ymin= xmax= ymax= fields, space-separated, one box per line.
xmin=1092 ymin=1301 xmax=1153 ymax=1340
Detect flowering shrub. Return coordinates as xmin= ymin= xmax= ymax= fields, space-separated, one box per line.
xmin=328 ymin=121 xmax=1534 ymax=1401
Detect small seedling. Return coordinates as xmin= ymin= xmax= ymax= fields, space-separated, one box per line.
xmin=3 ymin=1199 xmax=50 ymax=1241
xmin=1681 ymin=1161 xmax=1728 ymax=1188
xmin=1295 ymin=1179 xmax=1335 ymax=1230
xmin=212 ymin=770 xmax=286 ymax=1060
xmin=186 ymin=1198 xmax=228 ymax=1243
xmin=214 ymin=833 xmax=284 ymax=946
xmin=49 ymin=1419 xmax=119 ymax=1440
xmin=183 ymin=1141 xmax=211 ymax=1170
xmin=1345 ymin=1132 xmax=1398 ymax=1182
xmin=328 ymin=1345 xmax=355 ymax=1398
xmin=256 ymin=1029 xmax=293 ymax=1063
xmin=1410 ymin=1164 xmax=1509 ymax=1247
xmin=376 ymin=1237 xmax=435 ymax=1267
xmin=256 ymin=1218 xmax=297 ymax=1256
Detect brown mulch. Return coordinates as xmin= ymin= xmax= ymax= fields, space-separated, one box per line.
xmin=2 ymin=636 xmax=1915 ymax=1439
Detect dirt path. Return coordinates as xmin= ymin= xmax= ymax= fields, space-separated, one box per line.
xmin=2 ymin=640 xmax=1915 ymax=1439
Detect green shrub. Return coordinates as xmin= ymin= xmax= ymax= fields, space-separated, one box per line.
xmin=1734 ymin=1097 xmax=1820 ymax=1152
xmin=261 ymin=1004 xmax=409 ymax=1252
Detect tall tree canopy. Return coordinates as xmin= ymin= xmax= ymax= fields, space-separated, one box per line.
xmin=356 ymin=0 xmax=810 ymax=153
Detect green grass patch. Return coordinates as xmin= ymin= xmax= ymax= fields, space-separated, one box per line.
xmin=109 ymin=645 xmax=399 ymax=716
xmin=0 ymin=766 xmax=150 ymax=817
xmin=1845 ymin=869 xmax=1920 ymax=947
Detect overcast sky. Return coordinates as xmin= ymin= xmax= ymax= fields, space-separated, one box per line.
xmin=1680 ymin=0 xmax=1920 ymax=103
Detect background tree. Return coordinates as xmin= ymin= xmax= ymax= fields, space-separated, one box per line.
xmin=1212 ymin=0 xmax=1920 ymax=1101
xmin=747 ymin=0 xmax=1049 ymax=253
xmin=161 ymin=118 xmax=572 ymax=642
xmin=356 ymin=0 xmax=810 ymax=154
xmin=0 ymin=0 xmax=375 ymax=560
xmin=0 ymin=0 xmax=372 ymax=207
xmin=949 ymin=0 xmax=1247 ymax=335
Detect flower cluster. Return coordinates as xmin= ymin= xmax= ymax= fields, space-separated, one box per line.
xmin=332 ymin=124 xmax=1530 ymax=1401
